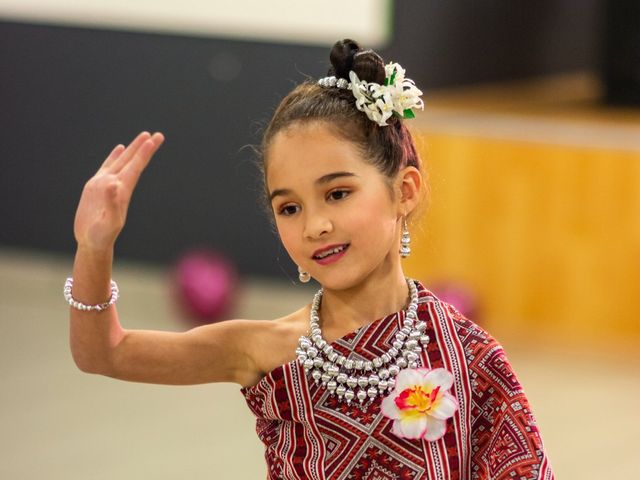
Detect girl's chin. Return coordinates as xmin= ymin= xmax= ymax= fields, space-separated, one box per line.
xmin=313 ymin=270 xmax=373 ymax=292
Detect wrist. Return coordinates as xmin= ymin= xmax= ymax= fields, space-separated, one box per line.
xmin=75 ymin=243 xmax=114 ymax=258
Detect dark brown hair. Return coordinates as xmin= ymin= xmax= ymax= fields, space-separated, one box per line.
xmin=260 ymin=39 xmax=421 ymax=207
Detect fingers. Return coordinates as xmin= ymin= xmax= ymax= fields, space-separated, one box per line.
xmin=119 ymin=132 xmax=165 ymax=190
xmin=98 ymin=144 xmax=126 ymax=172
xmin=108 ymin=131 xmax=152 ymax=174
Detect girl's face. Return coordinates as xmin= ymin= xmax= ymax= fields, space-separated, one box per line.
xmin=266 ymin=122 xmax=403 ymax=291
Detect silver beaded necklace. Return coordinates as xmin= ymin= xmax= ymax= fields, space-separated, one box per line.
xmin=296 ymin=278 xmax=430 ymax=408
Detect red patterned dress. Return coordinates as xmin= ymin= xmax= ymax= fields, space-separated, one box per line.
xmin=241 ymin=282 xmax=554 ymax=479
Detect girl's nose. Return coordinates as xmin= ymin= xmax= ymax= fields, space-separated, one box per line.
xmin=303 ymin=212 xmax=333 ymax=239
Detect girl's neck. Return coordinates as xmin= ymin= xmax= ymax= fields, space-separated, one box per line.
xmin=317 ymin=268 xmax=410 ymax=334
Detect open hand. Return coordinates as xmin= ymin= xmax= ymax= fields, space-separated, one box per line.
xmin=74 ymin=132 xmax=165 ymax=250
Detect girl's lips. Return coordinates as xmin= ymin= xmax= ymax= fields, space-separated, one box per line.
xmin=313 ymin=244 xmax=349 ymax=265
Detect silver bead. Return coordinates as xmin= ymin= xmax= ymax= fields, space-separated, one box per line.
xmin=388 ymin=347 xmax=398 ymax=357
xmin=392 ymin=340 xmax=403 ymax=350
xmin=327 ymin=380 xmax=337 ymax=393
xmin=311 ymin=334 xmax=321 ymax=344
xmin=321 ymin=372 xmax=331 ymax=384
xmin=355 ymin=360 xmax=364 ymax=370
xmin=378 ymin=379 xmax=388 ymax=391
xmin=304 ymin=358 xmax=314 ymax=370
xmin=396 ymin=357 xmax=408 ymax=368
xmin=388 ymin=365 xmax=400 ymax=376
xmin=379 ymin=368 xmax=389 ymax=379
xmin=406 ymin=352 xmax=419 ymax=363
xmin=387 ymin=378 xmax=396 ymax=390
xmin=336 ymin=385 xmax=346 ymax=397
xmin=409 ymin=330 xmax=421 ymax=339
xmin=367 ymin=387 xmax=378 ymax=399
xmin=329 ymin=365 xmax=340 ymax=376
xmin=322 ymin=361 xmax=332 ymax=371
xmin=416 ymin=321 xmax=427 ymax=332
xmin=307 ymin=346 xmax=318 ymax=358
xmin=311 ymin=369 xmax=322 ymax=382
xmin=328 ymin=352 xmax=339 ymax=362
xmin=347 ymin=376 xmax=358 ymax=388
xmin=316 ymin=339 xmax=327 ymax=349
xmin=336 ymin=356 xmax=346 ymax=366
xmin=357 ymin=389 xmax=367 ymax=403
xmin=344 ymin=359 xmax=354 ymax=369
xmin=323 ymin=344 xmax=334 ymax=355
xmin=313 ymin=357 xmax=324 ymax=368
xmin=368 ymin=374 xmax=380 ymax=386
xmin=357 ymin=376 xmax=369 ymax=388
xmin=336 ymin=372 xmax=348 ymax=384
xmin=373 ymin=357 xmax=383 ymax=368
xmin=396 ymin=332 xmax=407 ymax=341
xmin=409 ymin=361 xmax=418 ymax=369
xmin=403 ymin=319 xmax=413 ymax=328
xmin=405 ymin=339 xmax=418 ymax=350
xmin=345 ymin=389 xmax=355 ymax=404
xmin=381 ymin=353 xmax=391 ymax=363
xmin=364 ymin=361 xmax=373 ymax=371
xmin=420 ymin=335 xmax=430 ymax=345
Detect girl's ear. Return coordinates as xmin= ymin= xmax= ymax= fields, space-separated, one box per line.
xmin=395 ymin=166 xmax=422 ymax=216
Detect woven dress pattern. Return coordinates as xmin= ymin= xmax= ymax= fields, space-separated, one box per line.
xmin=241 ymin=283 xmax=554 ymax=480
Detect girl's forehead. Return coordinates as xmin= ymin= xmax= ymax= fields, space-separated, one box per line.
xmin=266 ymin=124 xmax=372 ymax=186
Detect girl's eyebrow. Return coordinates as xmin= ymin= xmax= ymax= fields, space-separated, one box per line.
xmin=269 ymin=171 xmax=357 ymax=202
xmin=316 ymin=171 xmax=357 ymax=185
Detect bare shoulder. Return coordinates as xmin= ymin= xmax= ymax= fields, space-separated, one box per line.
xmin=236 ymin=305 xmax=310 ymax=388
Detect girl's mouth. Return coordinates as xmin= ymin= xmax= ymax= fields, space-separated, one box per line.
xmin=313 ymin=244 xmax=349 ymax=265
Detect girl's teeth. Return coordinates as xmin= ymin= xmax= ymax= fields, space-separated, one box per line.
xmin=317 ymin=246 xmax=345 ymax=259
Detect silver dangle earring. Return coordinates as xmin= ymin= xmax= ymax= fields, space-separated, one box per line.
xmin=400 ymin=217 xmax=411 ymax=259
xmin=298 ymin=266 xmax=311 ymax=283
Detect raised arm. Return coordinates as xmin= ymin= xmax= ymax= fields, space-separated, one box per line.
xmin=69 ymin=132 xmax=258 ymax=386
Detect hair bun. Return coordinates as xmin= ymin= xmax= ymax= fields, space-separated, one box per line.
xmin=352 ymin=50 xmax=385 ymax=84
xmin=329 ymin=39 xmax=361 ymax=79
xmin=328 ymin=39 xmax=385 ymax=84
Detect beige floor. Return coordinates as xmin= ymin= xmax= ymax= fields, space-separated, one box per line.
xmin=1 ymin=248 xmax=638 ymax=479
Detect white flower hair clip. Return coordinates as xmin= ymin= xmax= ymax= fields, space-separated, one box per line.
xmin=318 ymin=62 xmax=424 ymax=126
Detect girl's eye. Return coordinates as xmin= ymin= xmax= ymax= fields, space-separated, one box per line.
xmin=328 ymin=189 xmax=350 ymax=201
xmin=278 ymin=204 xmax=300 ymax=216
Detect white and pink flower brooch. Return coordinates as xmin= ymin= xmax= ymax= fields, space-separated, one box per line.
xmin=381 ymin=367 xmax=459 ymax=441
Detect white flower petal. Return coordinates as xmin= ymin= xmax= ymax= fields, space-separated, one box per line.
xmin=380 ymin=393 xmax=401 ymax=420
xmin=423 ymin=416 xmax=447 ymax=442
xmin=395 ymin=368 xmax=428 ymax=391
xmin=431 ymin=392 xmax=459 ymax=420
xmin=424 ymin=368 xmax=454 ymax=390
xmin=394 ymin=416 xmax=428 ymax=439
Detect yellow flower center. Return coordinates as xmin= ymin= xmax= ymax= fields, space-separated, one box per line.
xmin=396 ymin=385 xmax=440 ymax=414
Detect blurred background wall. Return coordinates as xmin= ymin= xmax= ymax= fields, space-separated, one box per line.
xmin=0 ymin=0 xmax=604 ymax=276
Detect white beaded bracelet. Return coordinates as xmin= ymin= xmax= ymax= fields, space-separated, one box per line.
xmin=64 ymin=277 xmax=119 ymax=312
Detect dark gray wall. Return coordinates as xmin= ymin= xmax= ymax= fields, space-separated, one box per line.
xmin=0 ymin=1 xmax=602 ymax=277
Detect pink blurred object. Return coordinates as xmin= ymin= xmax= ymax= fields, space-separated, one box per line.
xmin=431 ymin=281 xmax=478 ymax=322
xmin=173 ymin=249 xmax=237 ymax=324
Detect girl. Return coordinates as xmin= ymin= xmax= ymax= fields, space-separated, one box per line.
xmin=69 ymin=39 xmax=554 ymax=479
